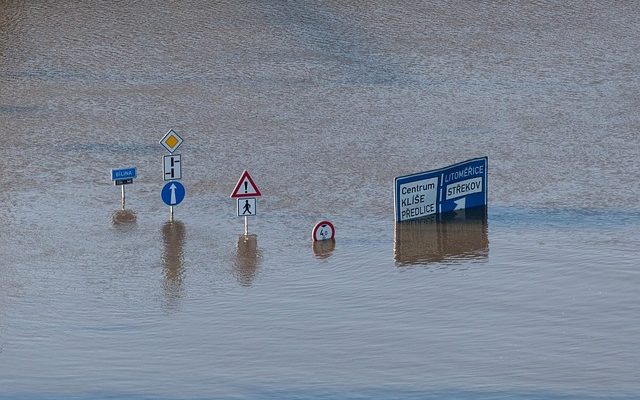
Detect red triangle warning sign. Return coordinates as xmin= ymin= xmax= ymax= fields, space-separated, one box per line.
xmin=230 ymin=170 xmax=262 ymax=198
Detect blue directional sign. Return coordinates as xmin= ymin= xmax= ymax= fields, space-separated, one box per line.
xmin=111 ymin=167 xmax=137 ymax=181
xmin=161 ymin=181 xmax=185 ymax=206
xmin=394 ymin=157 xmax=488 ymax=222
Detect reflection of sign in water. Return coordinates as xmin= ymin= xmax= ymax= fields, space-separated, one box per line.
xmin=111 ymin=209 xmax=137 ymax=231
xmin=237 ymin=198 xmax=256 ymax=216
xmin=233 ymin=234 xmax=261 ymax=287
xmin=394 ymin=207 xmax=488 ymax=265
xmin=394 ymin=157 xmax=488 ymax=221
xmin=162 ymin=220 xmax=186 ymax=308
xmin=312 ymin=239 xmax=336 ymax=259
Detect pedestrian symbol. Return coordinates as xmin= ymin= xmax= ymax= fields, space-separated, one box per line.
xmin=237 ymin=198 xmax=256 ymax=217
xmin=242 ymin=200 xmax=252 ymax=214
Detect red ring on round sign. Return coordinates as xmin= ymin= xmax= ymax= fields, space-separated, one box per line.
xmin=312 ymin=220 xmax=335 ymax=241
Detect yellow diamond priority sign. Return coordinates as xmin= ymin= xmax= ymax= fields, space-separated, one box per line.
xmin=160 ymin=129 xmax=183 ymax=153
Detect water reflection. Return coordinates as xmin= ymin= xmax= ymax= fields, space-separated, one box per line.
xmin=233 ymin=234 xmax=261 ymax=287
xmin=312 ymin=239 xmax=336 ymax=259
xmin=111 ymin=209 xmax=137 ymax=232
xmin=161 ymin=220 xmax=186 ymax=308
xmin=394 ymin=207 xmax=489 ymax=266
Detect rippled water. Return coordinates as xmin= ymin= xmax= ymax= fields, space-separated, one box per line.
xmin=1 ymin=1 xmax=639 ymax=399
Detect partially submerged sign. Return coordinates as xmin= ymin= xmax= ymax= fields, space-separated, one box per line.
xmin=312 ymin=221 xmax=335 ymax=241
xmin=231 ymin=170 xmax=262 ymax=235
xmin=111 ymin=167 xmax=137 ymax=210
xmin=394 ymin=157 xmax=488 ymax=222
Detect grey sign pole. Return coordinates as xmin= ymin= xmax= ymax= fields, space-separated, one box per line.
xmin=160 ymin=129 xmax=184 ymax=222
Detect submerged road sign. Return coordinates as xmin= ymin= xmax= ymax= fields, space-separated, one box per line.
xmin=312 ymin=221 xmax=335 ymax=241
xmin=394 ymin=157 xmax=488 ymax=222
xmin=161 ymin=181 xmax=186 ymax=206
xmin=230 ymin=170 xmax=262 ymax=198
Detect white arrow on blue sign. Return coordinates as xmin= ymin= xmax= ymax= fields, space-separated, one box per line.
xmin=161 ymin=181 xmax=185 ymax=206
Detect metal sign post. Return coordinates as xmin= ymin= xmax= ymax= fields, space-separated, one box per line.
xmin=231 ymin=171 xmax=261 ymax=235
xmin=236 ymin=198 xmax=257 ymax=235
xmin=159 ymin=129 xmax=184 ymax=220
xmin=111 ymin=167 xmax=137 ymax=210
xmin=162 ymin=181 xmax=185 ymax=221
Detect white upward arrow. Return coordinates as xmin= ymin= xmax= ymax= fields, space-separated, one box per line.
xmin=170 ymin=183 xmax=177 ymax=205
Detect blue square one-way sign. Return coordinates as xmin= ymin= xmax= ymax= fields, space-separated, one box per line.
xmin=394 ymin=157 xmax=488 ymax=222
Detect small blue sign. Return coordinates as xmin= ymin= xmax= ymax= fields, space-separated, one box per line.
xmin=111 ymin=167 xmax=137 ymax=181
xmin=394 ymin=157 xmax=488 ymax=222
xmin=161 ymin=181 xmax=185 ymax=206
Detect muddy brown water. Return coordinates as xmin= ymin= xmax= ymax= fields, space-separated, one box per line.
xmin=1 ymin=2 xmax=639 ymax=399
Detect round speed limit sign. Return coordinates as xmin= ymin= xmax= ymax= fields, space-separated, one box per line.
xmin=312 ymin=220 xmax=335 ymax=241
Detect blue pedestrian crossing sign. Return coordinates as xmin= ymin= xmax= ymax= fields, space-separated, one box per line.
xmin=394 ymin=157 xmax=488 ymax=222
xmin=161 ymin=181 xmax=185 ymax=206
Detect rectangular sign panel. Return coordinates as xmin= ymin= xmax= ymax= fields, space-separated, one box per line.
xmin=115 ymin=178 xmax=133 ymax=186
xmin=237 ymin=198 xmax=257 ymax=217
xmin=163 ymin=154 xmax=182 ymax=181
xmin=394 ymin=157 xmax=487 ymax=222
xmin=111 ymin=167 xmax=137 ymax=181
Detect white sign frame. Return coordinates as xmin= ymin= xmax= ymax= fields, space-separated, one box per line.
xmin=163 ymin=154 xmax=182 ymax=181
xmin=237 ymin=198 xmax=257 ymax=217
xmin=159 ymin=129 xmax=184 ymax=153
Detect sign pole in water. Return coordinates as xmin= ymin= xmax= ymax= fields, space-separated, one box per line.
xmin=394 ymin=157 xmax=488 ymax=222
xmin=111 ymin=167 xmax=137 ymax=210
xmin=159 ymin=129 xmax=184 ymax=220
xmin=161 ymin=180 xmax=185 ymax=220
xmin=231 ymin=170 xmax=261 ymax=235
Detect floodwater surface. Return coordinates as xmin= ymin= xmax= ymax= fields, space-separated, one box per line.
xmin=1 ymin=1 xmax=639 ymax=399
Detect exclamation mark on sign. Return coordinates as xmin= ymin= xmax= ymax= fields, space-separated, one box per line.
xmin=244 ymin=181 xmax=248 ymax=193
